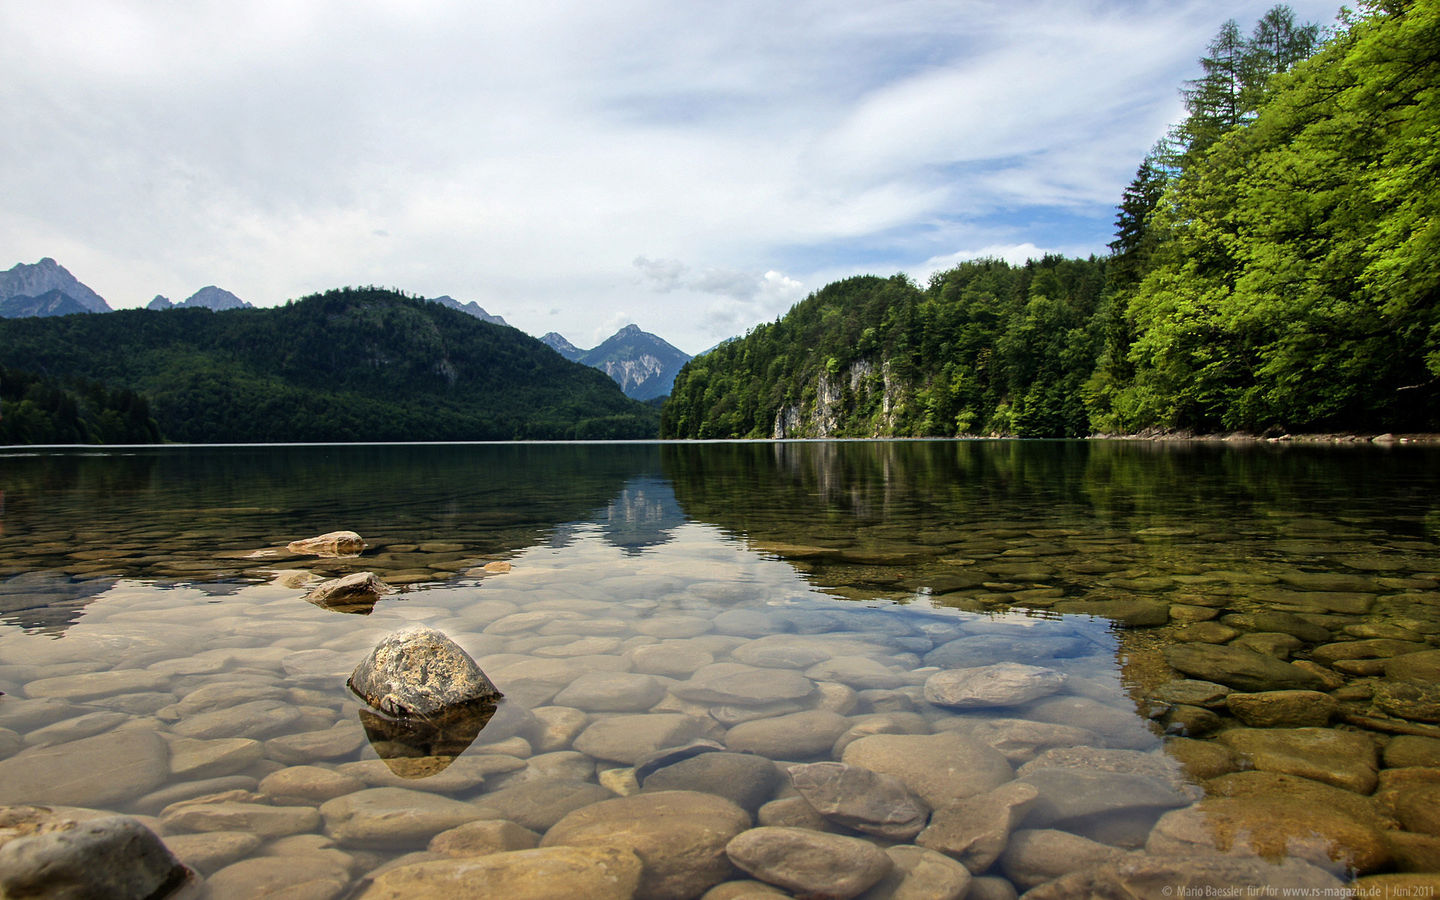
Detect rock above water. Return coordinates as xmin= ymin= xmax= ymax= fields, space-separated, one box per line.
xmin=0 ymin=812 xmax=190 ymax=900
xmin=349 ymin=624 xmax=501 ymax=719
xmin=305 ymin=571 xmax=394 ymax=613
xmin=1163 ymin=642 xmax=1324 ymax=692
xmin=787 ymin=761 xmax=930 ymax=840
xmin=287 ymin=530 xmax=367 ymax=556
xmin=841 ymin=732 xmax=1014 ymax=809
xmin=726 ymin=827 xmax=892 ymax=899
xmin=542 ymin=790 xmax=751 ymax=900
xmin=923 ymin=663 xmax=1066 ymax=709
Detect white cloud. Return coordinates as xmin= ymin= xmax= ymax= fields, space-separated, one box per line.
xmin=0 ymin=0 xmax=1344 ymax=353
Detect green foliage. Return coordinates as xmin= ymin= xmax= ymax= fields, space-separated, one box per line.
xmin=1116 ymin=0 xmax=1440 ymax=431
xmin=667 ymin=3 xmax=1435 ymax=439
xmin=0 ymin=288 xmax=658 ymax=443
xmin=663 ymin=260 xmax=1107 ymax=438
xmin=0 ymin=365 xmax=162 ymax=445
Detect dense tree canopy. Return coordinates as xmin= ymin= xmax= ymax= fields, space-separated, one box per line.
xmin=667 ymin=2 xmax=1436 ymax=438
xmin=0 ymin=288 xmax=657 ymax=443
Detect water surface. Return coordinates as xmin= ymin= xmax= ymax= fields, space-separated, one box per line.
xmin=1 ymin=441 xmax=1437 ymax=895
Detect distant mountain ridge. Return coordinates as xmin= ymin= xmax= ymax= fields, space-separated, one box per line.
xmin=428 ymin=295 xmax=508 ymax=326
xmin=543 ymin=324 xmax=691 ymax=401
xmin=0 ymin=258 xmax=112 ymax=314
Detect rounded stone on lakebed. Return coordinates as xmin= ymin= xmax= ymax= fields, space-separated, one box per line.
xmin=841 ymin=732 xmax=1014 ymax=809
xmin=541 ymin=790 xmax=752 ymax=900
xmin=359 ymin=846 xmax=643 ymax=900
xmin=0 ymin=812 xmax=190 ymax=900
xmin=923 ymin=662 xmax=1066 ymax=709
xmin=725 ymin=826 xmax=893 ymax=899
xmin=348 ymin=624 xmax=501 ymax=719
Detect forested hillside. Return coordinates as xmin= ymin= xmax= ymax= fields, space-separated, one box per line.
xmin=664 ymin=1 xmax=1438 ymax=438
xmin=0 ymin=288 xmax=657 ymax=443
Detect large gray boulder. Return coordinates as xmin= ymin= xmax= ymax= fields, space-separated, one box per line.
xmin=349 ymin=625 xmax=502 ymax=719
xmin=0 ymin=810 xmax=191 ymax=899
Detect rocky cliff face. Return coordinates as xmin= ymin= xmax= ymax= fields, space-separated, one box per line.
xmin=0 ymin=258 xmax=111 ymax=313
xmin=771 ymin=357 xmax=904 ymax=438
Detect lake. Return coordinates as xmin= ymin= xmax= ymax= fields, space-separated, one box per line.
xmin=1 ymin=440 xmax=1438 ymax=897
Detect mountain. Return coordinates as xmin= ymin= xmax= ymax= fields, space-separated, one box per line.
xmin=147 ymin=295 xmax=174 ymax=311
xmin=0 ymin=289 xmax=95 ymax=319
xmin=0 ymin=258 xmax=111 ymax=314
xmin=540 ymin=332 xmax=583 ymax=361
xmin=0 ymin=287 xmax=658 ymax=443
xmin=428 ymin=295 xmax=507 ymax=326
xmin=545 ymin=325 xmax=691 ymax=401
xmin=179 ymin=286 xmax=251 ymax=311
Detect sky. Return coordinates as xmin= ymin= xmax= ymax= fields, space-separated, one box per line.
xmin=1 ymin=0 xmax=1341 ymax=355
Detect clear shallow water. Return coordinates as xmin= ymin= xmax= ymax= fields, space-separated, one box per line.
xmin=1 ymin=441 xmax=1439 ymax=896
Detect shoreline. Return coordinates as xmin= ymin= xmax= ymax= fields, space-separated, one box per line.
xmin=1088 ymin=429 xmax=1440 ymax=445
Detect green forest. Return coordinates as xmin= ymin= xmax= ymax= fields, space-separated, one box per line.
xmin=664 ymin=1 xmax=1439 ymax=438
xmin=0 ymin=288 xmax=657 ymax=443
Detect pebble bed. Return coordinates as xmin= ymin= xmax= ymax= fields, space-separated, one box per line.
xmin=1 ymin=443 xmax=1439 ymax=897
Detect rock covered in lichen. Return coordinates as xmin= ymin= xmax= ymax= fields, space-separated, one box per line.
xmin=348 ymin=624 xmax=502 ymax=719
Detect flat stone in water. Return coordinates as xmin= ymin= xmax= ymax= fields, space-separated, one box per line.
xmin=552 ymin=671 xmax=666 ymax=712
xmin=668 ymin=662 xmax=817 ymax=705
xmin=0 ymin=730 xmax=168 ymax=807
xmin=1147 ymin=796 xmax=1392 ymax=874
xmin=865 ymin=845 xmax=972 ymax=900
xmin=724 ymin=710 xmax=850 ymax=759
xmin=542 ymin=790 xmax=751 ymax=900
xmin=916 ymin=780 xmax=1038 ymax=873
xmin=259 ymin=766 xmax=367 ymax=804
xmin=641 ymin=752 xmax=780 ymax=815
xmin=0 ymin=813 xmax=188 ymax=900
xmin=167 ymin=736 xmax=265 ymax=780
xmin=1218 ymin=727 xmax=1379 ymax=794
xmin=23 ymin=668 xmax=168 ymax=701
xmin=841 ymin=732 xmax=1013 ymax=809
xmin=923 ymin=634 xmax=1089 ymax=669
xmin=1225 ymin=690 xmax=1337 ymax=727
xmin=171 ymin=698 xmax=304 ymax=740
xmin=923 ymin=662 xmax=1066 ymax=709
xmin=358 ymin=846 xmax=643 ymax=900
xmin=202 ymin=854 xmax=352 ymax=900
xmin=786 ymin=761 xmax=929 ymax=840
xmin=320 ymin=787 xmax=495 ymax=848
xmin=1162 ymin=643 xmax=1324 ymax=692
xmin=573 ymin=714 xmax=710 ymax=765
xmin=427 ymin=819 xmax=539 ymax=857
xmin=725 ymin=826 xmax=893 ymax=899
xmin=477 ymin=778 xmax=616 ymax=832
xmin=160 ymin=797 xmax=322 ymax=839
